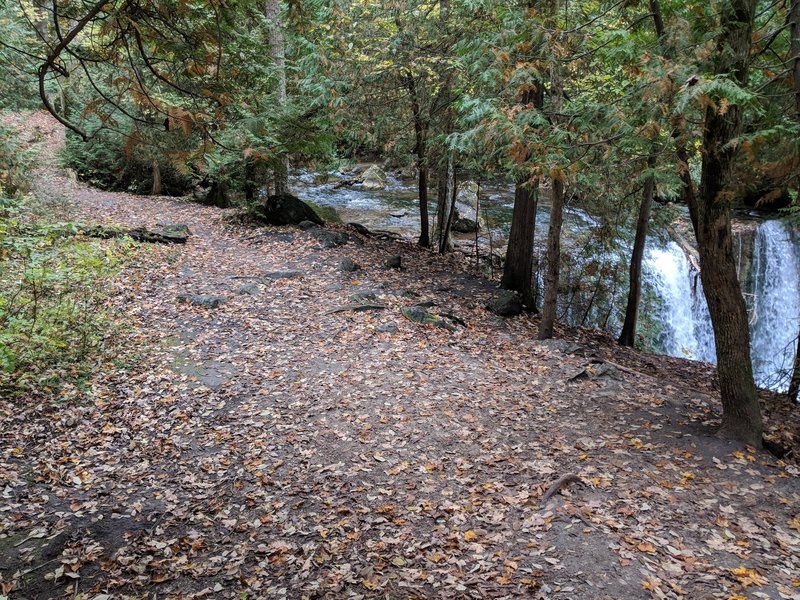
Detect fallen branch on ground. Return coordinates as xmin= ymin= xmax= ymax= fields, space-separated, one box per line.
xmin=540 ymin=473 xmax=583 ymax=505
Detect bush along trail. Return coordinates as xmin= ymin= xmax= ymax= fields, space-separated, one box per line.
xmin=1 ymin=113 xmax=799 ymax=599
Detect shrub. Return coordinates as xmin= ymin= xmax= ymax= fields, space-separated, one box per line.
xmin=63 ymin=126 xmax=193 ymax=196
xmin=0 ymin=121 xmax=32 ymax=198
xmin=0 ymin=205 xmax=130 ymax=389
xmin=1 ymin=124 xmax=132 ymax=391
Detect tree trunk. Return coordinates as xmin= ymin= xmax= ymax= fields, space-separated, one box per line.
xmin=265 ymin=0 xmax=289 ymax=195
xmin=689 ymin=0 xmax=762 ymax=446
xmin=441 ymin=172 xmax=458 ymax=252
xmin=417 ymin=165 xmax=430 ymax=247
xmin=789 ymin=332 xmax=800 ymax=402
xmin=618 ymin=155 xmax=657 ymax=346
xmin=436 ymin=152 xmax=456 ymax=254
xmin=787 ymin=1 xmax=799 ymax=402
xmin=407 ymin=74 xmax=430 ymax=248
xmin=502 ymin=180 xmax=539 ymax=309
xmin=436 ymin=165 xmax=448 ymax=236
xmin=538 ymin=22 xmax=565 ymax=340
xmin=501 ymin=59 xmax=543 ymax=309
xmin=539 ymin=175 xmax=565 ymax=339
xmin=436 ymin=155 xmax=455 ymax=253
xmin=791 ymin=0 xmax=799 ymax=117
xmin=151 ymin=160 xmax=162 ymax=196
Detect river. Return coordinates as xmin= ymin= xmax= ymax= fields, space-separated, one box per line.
xmin=292 ymin=171 xmax=800 ymax=393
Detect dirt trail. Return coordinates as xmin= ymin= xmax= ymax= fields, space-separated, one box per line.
xmin=2 ymin=113 xmax=799 ymax=600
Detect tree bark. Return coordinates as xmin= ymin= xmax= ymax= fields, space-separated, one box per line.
xmin=787 ymin=2 xmax=799 ymax=403
xmin=538 ymin=17 xmax=565 ymax=340
xmin=791 ymin=0 xmax=799 ymax=117
xmin=539 ymin=175 xmax=565 ymax=339
xmin=689 ymin=0 xmax=762 ymax=446
xmin=618 ymin=155 xmax=657 ymax=346
xmin=789 ymin=333 xmax=800 ymax=402
xmin=502 ymin=180 xmax=539 ymax=309
xmin=501 ymin=75 xmax=543 ymax=309
xmin=407 ymin=74 xmax=430 ymax=248
xmin=265 ymin=0 xmax=289 ymax=195
xmin=618 ymin=0 xmax=668 ymax=347
xmin=437 ymin=155 xmax=455 ymax=253
xmin=417 ymin=164 xmax=430 ymax=247
xmin=150 ymin=160 xmax=162 ymax=196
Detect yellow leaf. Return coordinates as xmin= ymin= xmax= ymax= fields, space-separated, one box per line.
xmin=464 ymin=530 xmax=477 ymax=542
xmin=730 ymin=566 xmax=767 ymax=587
xmin=788 ymin=515 xmax=800 ymax=532
xmin=362 ymin=576 xmax=380 ymax=590
xmin=642 ymin=576 xmax=660 ymax=591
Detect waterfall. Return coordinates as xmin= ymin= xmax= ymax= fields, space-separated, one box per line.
xmin=749 ymin=220 xmax=800 ymax=391
xmin=643 ymin=242 xmax=716 ymax=362
xmin=646 ymin=219 xmax=799 ymax=393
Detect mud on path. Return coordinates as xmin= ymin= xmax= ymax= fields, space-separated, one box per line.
xmin=2 ymin=113 xmax=799 ymax=600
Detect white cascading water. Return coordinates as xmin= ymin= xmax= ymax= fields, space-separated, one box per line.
xmin=646 ymin=219 xmax=799 ymax=392
xmin=643 ymin=242 xmax=716 ymax=362
xmin=749 ymin=219 xmax=800 ymax=391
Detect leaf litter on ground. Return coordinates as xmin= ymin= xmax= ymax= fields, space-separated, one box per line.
xmin=1 ymin=112 xmax=799 ymax=600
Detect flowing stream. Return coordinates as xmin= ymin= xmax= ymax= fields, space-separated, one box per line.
xmin=293 ymin=172 xmax=800 ymax=392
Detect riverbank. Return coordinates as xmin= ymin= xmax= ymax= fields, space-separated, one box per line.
xmin=2 ymin=112 xmax=799 ymax=599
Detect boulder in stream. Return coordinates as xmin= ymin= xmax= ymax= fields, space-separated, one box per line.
xmin=451 ymin=181 xmax=485 ymax=233
xmin=361 ymin=165 xmax=387 ymax=190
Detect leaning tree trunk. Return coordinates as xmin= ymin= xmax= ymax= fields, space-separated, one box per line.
xmin=789 ymin=333 xmax=800 ymax=402
xmin=619 ymin=155 xmax=657 ymax=346
xmin=689 ymin=0 xmax=762 ymax=446
xmin=539 ymin=174 xmax=565 ymax=339
xmin=265 ymin=0 xmax=289 ymax=196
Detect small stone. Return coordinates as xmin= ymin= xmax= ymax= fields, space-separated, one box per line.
xmin=155 ymin=223 xmax=191 ymax=242
xmin=312 ymin=228 xmax=349 ymax=248
xmin=385 ymin=255 xmax=402 ymax=269
xmin=401 ymin=306 xmax=455 ymax=331
xmin=263 ymin=270 xmax=302 ymax=281
xmin=350 ymin=290 xmax=379 ymax=303
xmin=177 ymin=294 xmax=226 ymax=309
xmin=236 ymin=283 xmax=260 ymax=295
xmin=297 ymin=220 xmax=317 ymax=230
xmin=376 ymin=323 xmax=398 ymax=334
xmin=340 ymin=257 xmax=360 ymax=272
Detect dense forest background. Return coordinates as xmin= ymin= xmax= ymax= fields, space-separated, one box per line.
xmin=1 ymin=0 xmax=799 ymax=447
